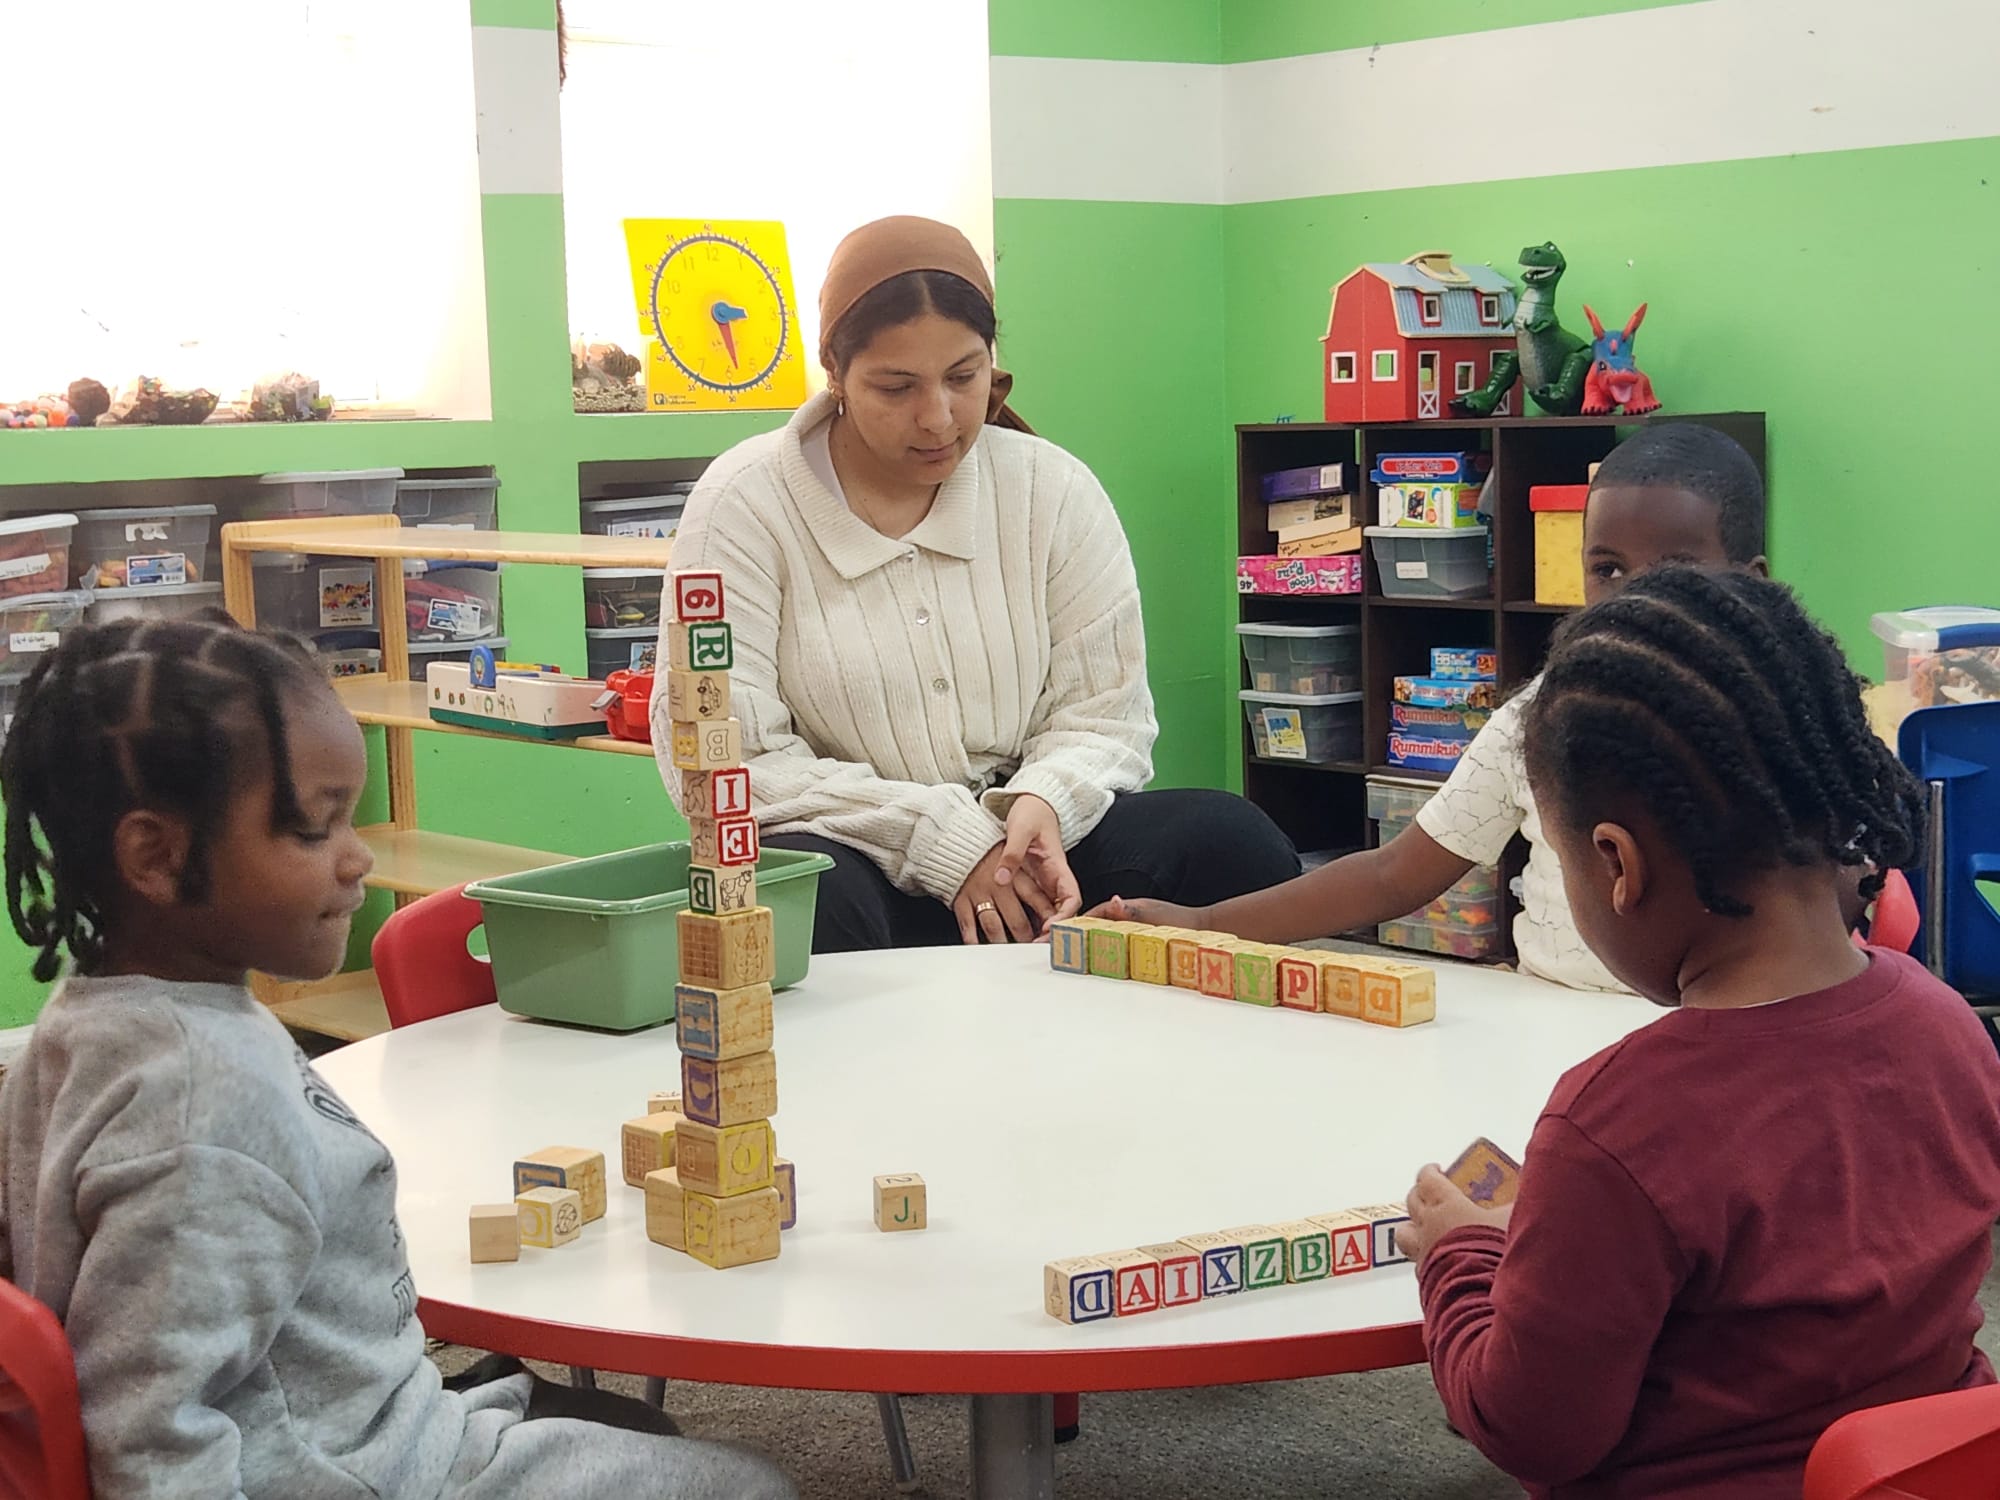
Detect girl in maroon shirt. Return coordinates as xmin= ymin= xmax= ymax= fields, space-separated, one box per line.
xmin=1398 ymin=567 xmax=2000 ymax=1499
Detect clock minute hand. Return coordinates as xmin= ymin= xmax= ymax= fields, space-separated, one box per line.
xmin=710 ymin=300 xmax=748 ymax=369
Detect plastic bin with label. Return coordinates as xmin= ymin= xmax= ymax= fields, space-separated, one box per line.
xmin=587 ymin=626 xmax=656 ymax=679
xmin=0 ymin=514 xmax=77 ymax=601
xmin=1239 ymin=688 xmax=1362 ymax=764
xmin=580 ymin=490 xmax=691 ymax=541
xmin=0 ymin=590 xmax=92 ymax=671
xmin=396 ymin=477 xmax=499 ymax=531
xmin=1871 ymin=606 xmax=2000 ymax=721
xmin=583 ymin=568 xmax=664 ymax=629
xmin=406 ymin=559 xmax=499 ymax=643
xmin=86 ymin=580 xmax=225 ymax=628
xmin=251 ymin=553 xmax=377 ymax=639
xmin=1365 ymin=525 xmax=1490 ymax=600
xmin=465 ymin=843 xmax=835 ymax=1030
xmin=248 ymin=468 xmax=403 ymax=520
xmin=73 ymin=505 xmax=216 ymax=589
xmin=320 ymin=648 xmax=383 ymax=679
xmin=1235 ymin=622 xmax=1361 ymax=695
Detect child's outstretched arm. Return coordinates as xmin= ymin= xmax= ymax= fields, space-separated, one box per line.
xmin=1416 ymin=1116 xmax=1682 ymax=1489
xmin=1090 ymin=824 xmax=1473 ymax=942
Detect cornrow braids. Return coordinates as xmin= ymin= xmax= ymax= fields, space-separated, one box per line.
xmin=2 ymin=612 xmax=326 ymax=981
xmin=1521 ymin=568 xmax=1923 ymax=919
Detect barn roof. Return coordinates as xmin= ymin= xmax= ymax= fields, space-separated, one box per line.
xmin=1325 ymin=254 xmax=1518 ymax=339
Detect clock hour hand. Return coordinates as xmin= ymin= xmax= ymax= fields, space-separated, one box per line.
xmin=710 ymin=300 xmax=748 ymax=369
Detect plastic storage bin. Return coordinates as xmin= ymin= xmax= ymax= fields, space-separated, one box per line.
xmin=1872 ymin=606 xmax=2000 ymax=714
xmin=465 ymin=843 xmax=835 ymax=1030
xmin=251 ymin=553 xmax=375 ymax=639
xmin=0 ymin=590 xmax=92 ymax=671
xmin=0 ymin=671 xmax=25 ymax=734
xmin=1379 ymin=913 xmax=1503 ymax=960
xmin=320 ymin=648 xmax=382 ymax=679
xmin=0 ymin=514 xmax=77 ymax=600
xmin=73 ymin=504 xmax=216 ymax=589
xmin=1365 ymin=525 xmax=1490 ymax=600
xmin=396 ymin=477 xmax=499 ymax=531
xmin=1240 ymin=688 xmax=1362 ymax=764
xmin=583 ymin=568 xmax=664 ymax=628
xmin=85 ymin=580 xmax=224 ymax=627
xmin=1530 ymin=484 xmax=1589 ymax=606
xmin=247 ymin=468 xmax=403 ymax=520
xmin=406 ymin=559 xmax=499 ymax=642
xmin=587 ymin=626 xmax=656 ymax=679
xmin=1236 ymin=622 xmax=1361 ymax=695
xmin=580 ymin=490 xmax=691 ymax=541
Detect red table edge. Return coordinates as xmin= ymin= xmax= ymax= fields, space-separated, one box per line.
xmin=418 ymin=1296 xmax=1430 ymax=1393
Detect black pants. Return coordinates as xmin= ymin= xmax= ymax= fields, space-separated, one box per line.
xmin=764 ymin=787 xmax=1301 ymax=953
xmin=442 ymin=1352 xmax=680 ymax=1435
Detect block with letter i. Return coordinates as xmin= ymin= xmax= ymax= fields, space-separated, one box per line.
xmin=682 ymin=766 xmax=751 ymax=822
xmin=1047 ymin=917 xmax=1091 ymax=975
xmin=1138 ymin=1242 xmax=1204 ymax=1306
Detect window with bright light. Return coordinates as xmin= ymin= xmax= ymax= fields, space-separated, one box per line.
xmin=0 ymin=0 xmax=489 ymax=417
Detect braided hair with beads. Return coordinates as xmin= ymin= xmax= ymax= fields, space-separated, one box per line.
xmin=3 ymin=612 xmax=328 ymax=981
xmin=1521 ymin=567 xmax=1923 ymax=919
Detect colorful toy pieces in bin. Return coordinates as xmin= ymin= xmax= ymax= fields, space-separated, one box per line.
xmin=1387 ymin=648 xmax=1497 ymax=775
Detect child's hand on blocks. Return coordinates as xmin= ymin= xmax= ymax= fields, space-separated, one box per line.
xmin=1080 ymin=892 xmax=1207 ymax=933
xmin=1396 ymin=1164 xmax=1515 ymax=1265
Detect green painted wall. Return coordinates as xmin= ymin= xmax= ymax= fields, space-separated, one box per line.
xmin=990 ymin=0 xmax=1219 ymax=61
xmin=1220 ymin=0 xmax=1702 ymax=61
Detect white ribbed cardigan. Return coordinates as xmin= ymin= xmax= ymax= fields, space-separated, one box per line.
xmin=653 ymin=391 xmax=1158 ymax=902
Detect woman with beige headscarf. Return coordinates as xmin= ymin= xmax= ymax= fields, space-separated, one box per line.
xmin=657 ymin=216 xmax=1297 ymax=951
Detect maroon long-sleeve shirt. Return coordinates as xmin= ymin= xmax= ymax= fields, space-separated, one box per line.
xmin=1419 ymin=949 xmax=2000 ymax=1497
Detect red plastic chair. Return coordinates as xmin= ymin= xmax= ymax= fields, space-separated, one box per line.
xmin=370 ymin=883 xmax=495 ymax=1028
xmin=1869 ymin=869 xmax=1922 ymax=956
xmin=1805 ymin=1384 xmax=2000 ymax=1499
xmin=0 ymin=1278 xmax=93 ymax=1500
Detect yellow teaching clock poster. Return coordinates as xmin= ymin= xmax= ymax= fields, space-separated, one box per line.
xmin=623 ymin=219 xmax=809 ymax=412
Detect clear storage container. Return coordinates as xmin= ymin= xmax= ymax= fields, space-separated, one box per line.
xmin=247 ymin=468 xmax=403 ymax=520
xmin=586 ymin=626 xmax=656 ymax=679
xmin=1365 ymin=524 xmax=1490 ymax=600
xmin=0 ymin=514 xmax=78 ymax=600
xmin=1871 ymin=606 xmax=2000 ymax=714
xmin=405 ymin=559 xmax=499 ymax=643
xmin=0 ymin=590 xmax=92 ymax=671
xmin=86 ymin=580 xmax=225 ymax=627
xmin=580 ymin=490 xmax=691 ymax=541
xmin=1379 ymin=913 xmax=1504 ymax=960
xmin=396 ymin=476 xmax=499 ymax=531
xmin=0 ymin=670 xmax=25 ymax=735
xmin=1235 ymin=622 xmax=1361 ymax=695
xmin=1239 ymin=688 xmax=1362 ymax=764
xmin=583 ymin=568 xmax=664 ymax=629
xmin=319 ymin=648 xmax=382 ymax=679
xmin=251 ymin=553 xmax=376 ymax=640
xmin=73 ymin=504 xmax=216 ymax=589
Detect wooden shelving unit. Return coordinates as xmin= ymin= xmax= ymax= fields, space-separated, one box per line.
xmin=220 ymin=513 xmax=673 ymax=1039
xmin=1235 ymin=412 xmax=1767 ymax=956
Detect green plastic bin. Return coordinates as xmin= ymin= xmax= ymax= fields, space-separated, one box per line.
xmin=465 ymin=843 xmax=833 ymax=1031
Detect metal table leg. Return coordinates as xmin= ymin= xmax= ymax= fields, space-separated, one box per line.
xmin=877 ymin=1393 xmax=920 ymax=1492
xmin=969 ymin=1393 xmax=1055 ymax=1500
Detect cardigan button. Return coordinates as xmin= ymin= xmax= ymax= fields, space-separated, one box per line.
xmin=914 ymin=607 xmax=931 ymax=626
xmin=932 ymin=677 xmax=949 ymax=695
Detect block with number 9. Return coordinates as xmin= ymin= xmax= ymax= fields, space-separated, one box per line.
xmin=671 ymin=569 xmax=726 ymax=623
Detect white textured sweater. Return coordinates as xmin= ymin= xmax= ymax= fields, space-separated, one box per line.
xmin=654 ymin=391 xmax=1157 ymax=902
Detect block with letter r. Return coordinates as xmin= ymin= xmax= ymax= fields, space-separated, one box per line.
xmin=667 ymin=620 xmax=734 ymax=673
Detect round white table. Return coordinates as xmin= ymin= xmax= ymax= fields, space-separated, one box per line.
xmin=314 ymin=943 xmax=1657 ymax=1497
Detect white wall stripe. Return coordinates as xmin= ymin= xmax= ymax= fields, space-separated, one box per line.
xmin=472 ymin=24 xmax=565 ymax=195
xmin=993 ymin=0 xmax=2000 ymax=205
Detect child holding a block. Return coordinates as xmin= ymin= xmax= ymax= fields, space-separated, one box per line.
xmin=0 ymin=618 xmax=795 ymax=1500
xmin=1092 ymin=424 xmax=1770 ymax=992
xmin=1396 ymin=569 xmax=2000 ymax=1497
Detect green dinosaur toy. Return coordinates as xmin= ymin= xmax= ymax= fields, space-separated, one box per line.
xmin=1452 ymin=242 xmax=1593 ymax=417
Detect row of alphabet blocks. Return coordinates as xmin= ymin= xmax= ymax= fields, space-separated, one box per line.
xmin=1044 ymin=1203 xmax=1412 ymax=1323
xmin=1048 ymin=916 xmax=1436 ymax=1028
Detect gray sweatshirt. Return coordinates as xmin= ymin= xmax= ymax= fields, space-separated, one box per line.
xmin=0 ymin=975 xmax=462 ymax=1500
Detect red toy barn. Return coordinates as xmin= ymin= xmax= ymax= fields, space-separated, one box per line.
xmin=1322 ymin=251 xmax=1518 ymax=422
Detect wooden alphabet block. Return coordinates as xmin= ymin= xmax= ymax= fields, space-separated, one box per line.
xmin=1443 ymin=1137 xmax=1523 ymax=1208
xmin=1138 ymin=1242 xmax=1204 ymax=1306
xmin=680 ymin=1048 xmax=778 ymax=1128
xmin=1361 ymin=960 xmax=1437 ymax=1028
xmin=1270 ymin=1220 xmax=1333 ymax=1283
xmin=1196 ymin=939 xmax=1243 ymax=998
xmin=1099 ymin=1249 xmax=1162 ymax=1315
xmin=1354 ymin=1201 xmax=1414 ymax=1266
xmin=675 ymin=1117 xmax=776 ymax=1197
xmin=774 ymin=1158 xmax=796 ymax=1230
xmin=1086 ymin=926 xmax=1129 ymax=979
xmin=676 ymin=906 xmax=775 ymax=991
xmin=684 ymin=1184 xmax=781 ymax=1268
xmin=619 ymin=1112 xmax=682 ymax=1187
xmin=513 ymin=1147 xmax=607 ymax=1222
xmin=688 ymin=862 xmax=757 ymax=916
xmin=674 ymin=981 xmax=774 ymax=1061
xmin=516 ymin=1186 xmax=582 ymax=1248
xmin=1232 ymin=945 xmax=1278 ymax=1006
xmin=1224 ymin=1225 xmax=1289 ymax=1290
xmin=1047 ymin=919 xmax=1091 ymax=974
xmin=468 ymin=1203 xmax=519 ymax=1263
xmin=1310 ymin=1211 xmax=1374 ymax=1275
xmin=716 ymin=815 xmax=759 ymax=867
xmin=1315 ymin=954 xmax=1367 ymax=1019
xmin=687 ymin=814 xmax=721 ymax=864
xmin=648 ymin=1090 xmax=682 ymax=1116
xmin=664 ymin=667 xmax=731 ymax=723
xmin=872 ymin=1172 xmax=927 ymax=1231
xmin=1276 ymin=952 xmax=1322 ymax=1011
xmin=1126 ymin=929 xmax=1170 ymax=985
xmin=666 ymin=620 xmax=734 ymax=673
xmin=670 ymin=569 xmax=727 ymax=623
xmin=681 ymin=766 xmax=751 ymax=822
xmin=1043 ymin=1255 xmax=1116 ymax=1323
xmin=644 ymin=1167 xmax=687 ymax=1251
xmin=669 ymin=716 xmax=743 ymax=772
xmin=1165 ymin=932 xmax=1204 ymax=989
xmin=1176 ymin=1230 xmax=1247 ymax=1297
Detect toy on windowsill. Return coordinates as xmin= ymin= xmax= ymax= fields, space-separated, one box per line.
xmin=1453 ymin=241 xmax=1594 ymax=418
xmin=426 ymin=645 xmax=606 ymax=739
xmin=1580 ymin=304 xmax=1662 ymax=416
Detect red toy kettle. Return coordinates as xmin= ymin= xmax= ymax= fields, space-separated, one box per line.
xmin=602 ymin=667 xmax=654 ymax=744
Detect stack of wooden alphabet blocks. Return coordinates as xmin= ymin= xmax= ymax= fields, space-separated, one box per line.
xmin=1048 ymin=915 xmax=1436 ymax=1027
xmin=642 ymin=568 xmax=791 ymax=1269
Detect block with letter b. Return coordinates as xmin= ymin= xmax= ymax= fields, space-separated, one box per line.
xmin=689 ymin=863 xmax=757 ymax=916
xmin=670 ymin=716 xmax=742 ymax=772
xmin=670 ymin=569 xmax=726 ymax=623
xmin=667 ymin=620 xmax=734 ymax=673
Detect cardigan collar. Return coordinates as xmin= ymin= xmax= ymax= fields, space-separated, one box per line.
xmin=779 ymin=390 xmax=982 ymax=580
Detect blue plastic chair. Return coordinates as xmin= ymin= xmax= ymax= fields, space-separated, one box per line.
xmin=1898 ymin=701 xmax=2000 ymax=1010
